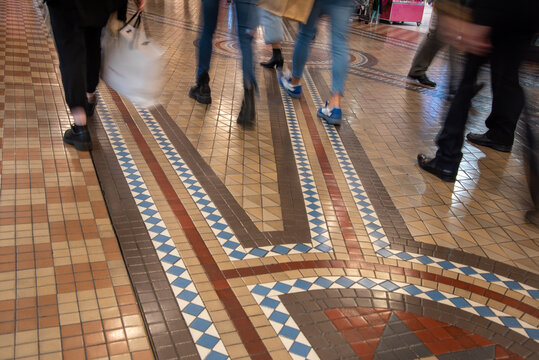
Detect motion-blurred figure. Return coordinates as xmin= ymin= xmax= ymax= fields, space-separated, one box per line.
xmin=418 ymin=0 xmax=538 ymax=182
xmin=46 ymin=0 xmax=144 ymax=151
xmin=189 ymin=0 xmax=258 ymax=127
xmin=259 ymin=8 xmax=285 ymax=69
xmin=279 ymin=0 xmax=354 ymax=126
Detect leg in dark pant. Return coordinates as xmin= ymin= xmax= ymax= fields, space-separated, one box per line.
xmin=434 ymin=54 xmax=486 ymax=171
xmin=484 ymin=41 xmax=529 ymax=146
xmin=408 ymin=30 xmax=445 ymax=77
xmin=196 ymin=0 xmax=219 ymax=82
xmin=48 ymin=5 xmax=88 ymax=110
xmin=84 ymin=27 xmax=102 ymax=94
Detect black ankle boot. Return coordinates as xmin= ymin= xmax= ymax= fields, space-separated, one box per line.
xmin=189 ymin=72 xmax=212 ymax=104
xmin=237 ymin=86 xmax=255 ymax=127
xmin=260 ymin=48 xmax=284 ymax=69
xmin=63 ymin=124 xmax=92 ymax=151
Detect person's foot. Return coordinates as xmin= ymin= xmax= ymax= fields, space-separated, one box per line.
xmin=260 ymin=49 xmax=284 ymax=69
xmin=466 ymin=132 xmax=512 ymax=152
xmin=278 ymin=70 xmax=302 ymax=98
xmin=63 ymin=124 xmax=92 ymax=151
xmin=408 ymin=74 xmax=437 ymax=87
xmin=317 ymin=102 xmax=342 ymax=125
xmin=189 ymin=72 xmax=212 ymax=104
xmin=417 ymin=154 xmax=457 ymax=182
xmin=237 ymin=86 xmax=256 ymax=127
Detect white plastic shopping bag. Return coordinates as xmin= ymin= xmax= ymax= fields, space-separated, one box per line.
xmin=101 ymin=13 xmax=164 ymax=107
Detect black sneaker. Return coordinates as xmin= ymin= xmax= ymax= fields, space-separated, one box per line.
xmin=189 ymin=72 xmax=212 ymax=104
xmin=63 ymin=124 xmax=92 ymax=151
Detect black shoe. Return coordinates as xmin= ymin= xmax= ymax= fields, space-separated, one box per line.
xmin=260 ymin=49 xmax=284 ymax=69
xmin=466 ymin=132 xmax=512 ymax=152
xmin=408 ymin=74 xmax=437 ymax=87
xmin=86 ymin=101 xmax=96 ymax=117
xmin=63 ymin=124 xmax=92 ymax=151
xmin=237 ymin=86 xmax=255 ymax=127
xmin=189 ymin=72 xmax=212 ymax=104
xmin=417 ymin=154 xmax=457 ymax=182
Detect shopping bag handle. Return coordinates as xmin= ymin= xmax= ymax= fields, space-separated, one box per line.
xmin=123 ymin=11 xmax=142 ymax=30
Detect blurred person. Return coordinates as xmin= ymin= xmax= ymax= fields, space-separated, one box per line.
xmin=189 ymin=0 xmax=258 ymax=127
xmin=46 ymin=0 xmax=145 ymax=151
xmin=279 ymin=0 xmax=354 ymax=126
xmin=417 ymin=0 xmax=538 ymax=182
xmin=259 ymin=8 xmax=285 ymax=69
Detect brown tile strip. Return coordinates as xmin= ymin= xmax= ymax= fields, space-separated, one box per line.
xmin=280 ymin=289 xmax=539 ymax=359
xmin=108 ymin=88 xmax=271 ymax=359
xmin=309 ymin=68 xmax=539 ymax=288
xmin=149 ymin=69 xmax=310 ymax=249
xmin=88 ymin=106 xmax=199 ymax=360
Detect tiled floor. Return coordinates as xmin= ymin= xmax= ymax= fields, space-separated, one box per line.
xmin=1 ymin=0 xmax=538 ymax=359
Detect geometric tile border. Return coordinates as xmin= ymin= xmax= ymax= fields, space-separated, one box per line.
xmin=302 ymin=70 xmax=539 ymax=301
xmin=249 ymin=276 xmax=539 ymax=360
xmin=96 ymin=92 xmax=229 ymax=360
xmin=131 ymin=92 xmax=333 ymax=260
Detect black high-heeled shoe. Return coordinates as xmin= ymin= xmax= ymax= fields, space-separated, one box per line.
xmin=260 ymin=49 xmax=284 ymax=70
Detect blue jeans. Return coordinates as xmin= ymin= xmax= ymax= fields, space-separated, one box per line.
xmin=197 ymin=0 xmax=257 ymax=87
xmin=292 ymin=0 xmax=353 ymax=95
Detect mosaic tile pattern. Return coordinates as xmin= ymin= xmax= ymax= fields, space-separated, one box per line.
xmin=130 ymin=95 xmax=332 ymax=260
xmin=249 ymin=276 xmax=538 ymax=359
xmin=96 ymin=93 xmax=228 ymax=360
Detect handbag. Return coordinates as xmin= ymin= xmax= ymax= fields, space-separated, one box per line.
xmin=257 ymin=0 xmax=315 ymax=24
xmin=101 ymin=12 xmax=164 ymax=107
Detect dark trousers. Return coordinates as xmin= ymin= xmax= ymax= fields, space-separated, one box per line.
xmin=48 ymin=5 xmax=102 ymax=110
xmin=435 ymin=36 xmax=532 ymax=170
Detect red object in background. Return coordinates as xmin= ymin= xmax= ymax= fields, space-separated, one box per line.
xmin=379 ymin=0 xmax=425 ymax=26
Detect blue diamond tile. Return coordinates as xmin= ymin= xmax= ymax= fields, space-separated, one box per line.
xmin=138 ymin=201 xmax=153 ymax=209
xmin=335 ymin=276 xmax=355 ymax=288
xmin=293 ymin=279 xmax=311 ymax=290
xmin=269 ymin=310 xmax=289 ymax=324
xmin=449 ymin=298 xmax=471 ymax=308
xmin=528 ymin=290 xmax=539 ymax=299
xmin=229 ymin=250 xmax=246 ymax=260
xmin=190 ymin=318 xmax=212 ymax=332
xmin=153 ymin=234 xmax=170 ymax=243
xmin=459 ymin=267 xmax=478 ymax=276
xmin=272 ymin=245 xmax=290 ymax=255
xmin=396 ymin=252 xmax=413 ymax=261
xmin=156 ymin=244 xmax=174 ymax=254
xmin=206 ymin=214 xmax=222 ymax=222
xmin=251 ymin=285 xmax=271 ymax=296
xmin=171 ymin=277 xmax=191 ymax=288
xmin=416 ymin=256 xmax=434 ymax=265
xmin=211 ymin=222 xmax=227 ymax=231
xmin=205 ymin=351 xmax=227 ymax=360
xmin=148 ymin=225 xmax=166 ymax=234
xmin=260 ymin=297 xmax=280 ymax=309
xmin=196 ymin=334 xmax=219 ymax=349
xmin=437 ymin=261 xmax=456 ymax=270
xmin=499 ymin=317 xmax=522 ymax=328
xmin=166 ymin=266 xmax=186 ymax=276
xmin=222 ymin=240 xmax=239 ymax=250
xmin=474 ymin=306 xmax=495 ymax=317
xmin=249 ymin=248 xmax=269 ymax=257
xmin=217 ymin=231 xmax=233 ymax=240
xmin=376 ymin=249 xmax=392 ymax=258
xmin=177 ymin=289 xmax=197 ymax=302
xmin=289 ymin=342 xmax=311 ymax=357
xmin=358 ymin=278 xmax=377 ymax=289
xmin=273 ymin=282 xmax=292 ymax=294
xmin=145 ymin=216 xmax=161 ymax=225
xmin=402 ymin=284 xmax=422 ymax=296
xmin=313 ymin=235 xmax=329 ymax=243
xmin=308 ymin=278 xmax=330 ymax=290
xmin=292 ymin=243 xmax=310 ymax=253
xmin=379 ymin=281 xmax=399 ymax=292
xmin=502 ymin=281 xmax=523 ymax=290
xmin=141 ymin=208 xmax=158 ymax=216
xmin=279 ymin=325 xmax=300 ymax=340
xmin=314 ymin=243 xmax=332 ymax=252
xmin=425 ymin=290 xmax=445 ymax=301
xmin=525 ymin=328 xmax=539 ymax=340
xmin=183 ymin=303 xmax=204 ymax=317
xmin=373 ymin=240 xmax=390 ymax=248
xmin=161 ymin=254 xmax=180 ymax=264
xmin=480 ymin=273 xmax=500 ymax=282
